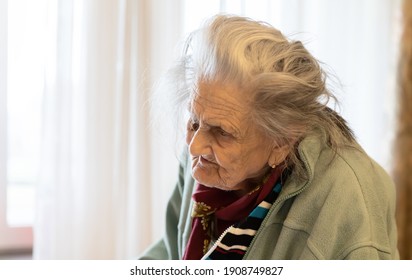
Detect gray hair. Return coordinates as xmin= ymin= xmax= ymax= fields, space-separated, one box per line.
xmin=164 ymin=14 xmax=355 ymax=179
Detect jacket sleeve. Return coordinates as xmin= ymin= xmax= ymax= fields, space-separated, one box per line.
xmin=138 ymin=153 xmax=187 ymax=260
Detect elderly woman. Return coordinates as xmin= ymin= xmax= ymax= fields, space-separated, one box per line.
xmin=140 ymin=15 xmax=399 ymax=260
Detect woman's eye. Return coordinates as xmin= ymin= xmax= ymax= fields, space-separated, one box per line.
xmin=188 ymin=121 xmax=199 ymax=131
xmin=217 ymin=128 xmax=231 ymax=137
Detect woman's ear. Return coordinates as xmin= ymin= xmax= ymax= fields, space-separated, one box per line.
xmin=268 ymin=144 xmax=290 ymax=167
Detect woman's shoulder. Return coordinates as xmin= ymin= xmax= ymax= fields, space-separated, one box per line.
xmin=299 ymin=133 xmax=396 ymax=240
xmin=299 ymin=130 xmax=394 ymax=193
xmin=295 ymin=131 xmax=396 ymax=216
xmin=278 ymin=134 xmax=397 ymax=259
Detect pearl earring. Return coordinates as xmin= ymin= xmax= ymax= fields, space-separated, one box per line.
xmin=271 ymin=164 xmax=276 ymax=169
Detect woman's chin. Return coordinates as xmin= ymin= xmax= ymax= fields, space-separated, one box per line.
xmin=192 ymin=170 xmax=241 ymax=192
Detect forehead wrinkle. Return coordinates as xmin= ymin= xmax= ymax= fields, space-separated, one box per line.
xmin=191 ymin=95 xmax=246 ymax=124
xmin=190 ymin=98 xmax=250 ymax=140
xmin=192 ymin=91 xmax=245 ymax=115
xmin=189 ymin=81 xmax=255 ymax=138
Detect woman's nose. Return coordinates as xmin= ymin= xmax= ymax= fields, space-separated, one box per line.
xmin=188 ymin=130 xmax=211 ymax=157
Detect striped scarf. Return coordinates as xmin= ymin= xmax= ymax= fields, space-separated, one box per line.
xmin=202 ymin=181 xmax=282 ymax=259
xmin=182 ymin=167 xmax=283 ymax=260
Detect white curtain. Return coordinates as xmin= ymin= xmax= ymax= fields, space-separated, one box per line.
xmin=34 ymin=0 xmax=183 ymax=259
xmin=33 ymin=0 xmax=400 ymax=259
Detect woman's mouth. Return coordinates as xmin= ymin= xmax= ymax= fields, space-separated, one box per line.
xmin=195 ymin=156 xmax=216 ymax=166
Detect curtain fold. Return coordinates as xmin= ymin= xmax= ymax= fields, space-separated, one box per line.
xmin=395 ymin=0 xmax=412 ymax=260
xmin=34 ymin=0 xmax=182 ymax=259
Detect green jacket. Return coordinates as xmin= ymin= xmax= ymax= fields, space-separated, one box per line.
xmin=139 ymin=131 xmax=399 ymax=259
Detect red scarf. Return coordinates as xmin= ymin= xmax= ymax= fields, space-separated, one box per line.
xmin=182 ymin=167 xmax=282 ymax=260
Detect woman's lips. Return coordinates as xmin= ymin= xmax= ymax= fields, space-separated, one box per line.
xmin=195 ymin=156 xmax=215 ymax=166
xmin=200 ymin=156 xmax=211 ymax=165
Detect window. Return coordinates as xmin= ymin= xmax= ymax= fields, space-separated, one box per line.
xmin=0 ymin=0 xmax=47 ymax=252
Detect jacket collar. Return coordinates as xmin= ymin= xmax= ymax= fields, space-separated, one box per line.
xmin=280 ymin=129 xmax=328 ymax=197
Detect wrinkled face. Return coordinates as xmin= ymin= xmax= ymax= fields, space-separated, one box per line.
xmin=186 ymin=81 xmax=274 ymax=195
